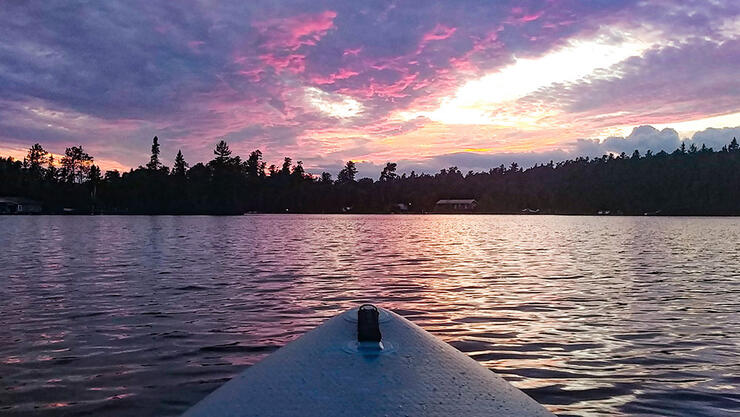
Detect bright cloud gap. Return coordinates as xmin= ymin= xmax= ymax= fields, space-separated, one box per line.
xmin=305 ymin=87 xmax=363 ymax=119
xmin=405 ymin=31 xmax=653 ymax=126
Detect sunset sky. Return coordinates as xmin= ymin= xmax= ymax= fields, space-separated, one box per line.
xmin=1 ymin=1 xmax=738 ymax=177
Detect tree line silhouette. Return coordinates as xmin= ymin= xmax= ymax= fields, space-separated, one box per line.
xmin=1 ymin=136 xmax=739 ymax=215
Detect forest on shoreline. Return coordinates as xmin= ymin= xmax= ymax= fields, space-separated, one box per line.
xmin=1 ymin=136 xmax=739 ymax=215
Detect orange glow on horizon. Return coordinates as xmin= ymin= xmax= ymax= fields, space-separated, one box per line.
xmin=0 ymin=146 xmax=130 ymax=173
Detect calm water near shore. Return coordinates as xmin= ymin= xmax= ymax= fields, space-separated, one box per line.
xmin=1 ymin=215 xmax=738 ymax=416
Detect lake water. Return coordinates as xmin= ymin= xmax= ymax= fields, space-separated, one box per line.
xmin=0 ymin=215 xmax=738 ymax=416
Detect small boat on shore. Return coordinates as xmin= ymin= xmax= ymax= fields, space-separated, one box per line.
xmin=183 ymin=304 xmax=553 ymax=416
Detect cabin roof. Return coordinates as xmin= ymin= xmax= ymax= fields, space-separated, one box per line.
xmin=0 ymin=197 xmax=41 ymax=205
xmin=435 ymin=199 xmax=477 ymax=204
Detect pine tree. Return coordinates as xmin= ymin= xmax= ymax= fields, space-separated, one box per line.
xmin=245 ymin=150 xmax=265 ymax=178
xmin=173 ymin=150 xmax=188 ymax=176
xmin=291 ymin=161 xmax=305 ymax=179
xmin=146 ymin=136 xmax=161 ymax=170
xmin=45 ymin=155 xmax=58 ymax=182
xmin=337 ymin=161 xmax=357 ymax=183
xmin=729 ymin=137 xmax=739 ymax=152
xmin=379 ymin=162 xmax=397 ymax=182
xmin=26 ymin=143 xmax=48 ymax=173
xmin=213 ymin=140 xmax=232 ymax=164
xmin=88 ymin=164 xmax=102 ymax=183
xmin=280 ymin=157 xmax=292 ymax=176
xmin=61 ymin=145 xmax=93 ymax=183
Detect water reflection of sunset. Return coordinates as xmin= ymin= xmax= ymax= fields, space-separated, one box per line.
xmin=1 ymin=215 xmax=738 ymax=416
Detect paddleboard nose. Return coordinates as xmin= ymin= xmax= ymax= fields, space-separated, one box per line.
xmin=182 ymin=305 xmax=555 ymax=417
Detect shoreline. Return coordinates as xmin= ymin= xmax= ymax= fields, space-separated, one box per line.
xmin=2 ymin=212 xmax=739 ymax=217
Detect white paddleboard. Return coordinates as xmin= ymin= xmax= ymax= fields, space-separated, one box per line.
xmin=183 ymin=305 xmax=554 ymax=416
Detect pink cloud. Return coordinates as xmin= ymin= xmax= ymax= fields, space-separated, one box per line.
xmin=187 ymin=40 xmax=205 ymax=53
xmin=254 ymin=10 xmax=337 ymax=50
xmin=507 ymin=7 xmax=544 ymax=25
xmin=237 ymin=67 xmax=265 ymax=82
xmin=259 ymin=53 xmax=307 ymax=74
xmin=253 ymin=10 xmax=337 ymax=74
xmin=343 ymin=47 xmax=362 ymax=57
xmin=520 ymin=12 xmax=544 ymax=23
xmin=414 ymin=24 xmax=458 ymax=56
xmin=338 ymin=72 xmax=418 ymax=99
xmin=421 ymin=24 xmax=457 ymax=43
xmin=311 ymin=68 xmax=360 ymax=85
xmin=446 ymin=27 xmax=507 ymax=75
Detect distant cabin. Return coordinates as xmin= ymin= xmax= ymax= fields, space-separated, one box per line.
xmin=392 ymin=203 xmax=410 ymax=213
xmin=0 ymin=197 xmax=42 ymax=214
xmin=434 ymin=199 xmax=478 ymax=212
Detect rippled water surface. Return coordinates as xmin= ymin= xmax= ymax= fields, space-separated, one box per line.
xmin=1 ymin=215 xmax=739 ymax=416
